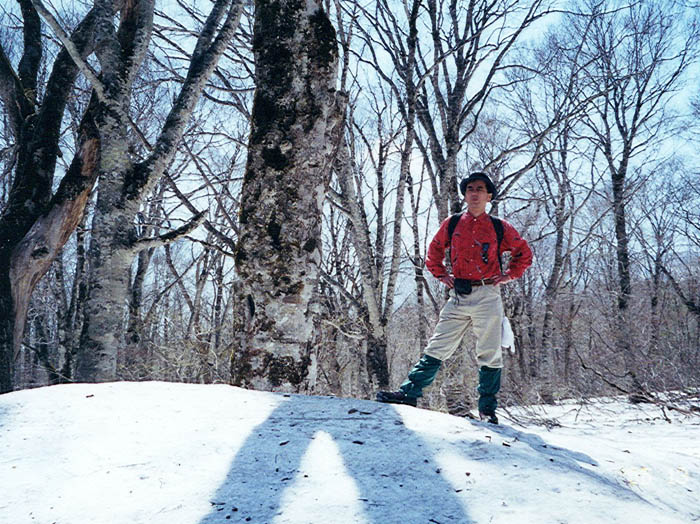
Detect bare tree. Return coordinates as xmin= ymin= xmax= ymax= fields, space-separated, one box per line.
xmin=34 ymin=0 xmax=245 ymax=382
xmin=324 ymin=0 xmax=423 ymax=391
xmin=414 ymin=0 xmax=553 ymax=220
xmin=658 ymin=169 xmax=700 ymax=323
xmin=573 ymin=0 xmax=699 ymax=387
xmin=0 ymin=2 xmax=101 ymax=392
xmin=230 ymin=0 xmax=344 ymax=392
xmin=503 ymin=22 xmax=606 ymax=397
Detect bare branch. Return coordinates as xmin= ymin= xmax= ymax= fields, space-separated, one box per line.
xmin=163 ymin=172 xmax=237 ymax=253
xmin=140 ymin=0 xmax=244 ymax=194
xmin=127 ymin=210 xmax=207 ymax=255
xmin=30 ymin=0 xmax=108 ymax=102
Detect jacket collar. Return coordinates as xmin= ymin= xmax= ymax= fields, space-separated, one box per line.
xmin=466 ymin=210 xmax=490 ymax=221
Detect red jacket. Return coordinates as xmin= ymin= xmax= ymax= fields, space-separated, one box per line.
xmin=426 ymin=212 xmax=532 ymax=281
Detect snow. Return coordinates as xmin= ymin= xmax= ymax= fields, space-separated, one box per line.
xmin=0 ymin=382 xmax=698 ymax=524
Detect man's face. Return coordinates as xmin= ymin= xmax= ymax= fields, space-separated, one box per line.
xmin=464 ymin=179 xmax=492 ymax=212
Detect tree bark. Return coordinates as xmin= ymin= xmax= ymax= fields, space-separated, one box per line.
xmin=75 ymin=0 xmax=243 ymax=382
xmin=230 ymin=0 xmax=343 ymax=392
xmin=0 ymin=5 xmax=98 ymax=392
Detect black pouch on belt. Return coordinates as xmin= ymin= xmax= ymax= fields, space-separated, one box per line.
xmin=453 ymin=278 xmax=472 ymax=296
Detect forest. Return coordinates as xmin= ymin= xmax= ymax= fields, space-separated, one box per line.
xmin=1 ymin=0 xmax=699 ymax=415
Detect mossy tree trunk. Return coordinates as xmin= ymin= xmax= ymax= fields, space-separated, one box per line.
xmin=231 ymin=0 xmax=344 ymax=392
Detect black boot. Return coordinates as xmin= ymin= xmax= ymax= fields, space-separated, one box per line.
xmin=479 ymin=411 xmax=499 ymax=424
xmin=376 ymin=390 xmax=418 ymax=407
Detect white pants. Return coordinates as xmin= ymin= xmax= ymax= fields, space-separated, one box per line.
xmin=424 ymin=285 xmax=504 ymax=368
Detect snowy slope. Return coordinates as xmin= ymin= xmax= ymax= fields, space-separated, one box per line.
xmin=0 ymin=381 xmax=698 ymax=524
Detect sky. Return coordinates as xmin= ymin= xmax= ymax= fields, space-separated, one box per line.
xmin=0 ymin=381 xmax=698 ymax=524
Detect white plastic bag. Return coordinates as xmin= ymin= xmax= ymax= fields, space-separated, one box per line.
xmin=501 ymin=316 xmax=515 ymax=354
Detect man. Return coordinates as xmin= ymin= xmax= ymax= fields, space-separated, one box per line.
xmin=377 ymin=172 xmax=532 ymax=424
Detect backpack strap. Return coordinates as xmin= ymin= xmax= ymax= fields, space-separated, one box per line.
xmin=447 ymin=212 xmax=463 ymax=249
xmin=490 ymin=216 xmax=504 ymax=273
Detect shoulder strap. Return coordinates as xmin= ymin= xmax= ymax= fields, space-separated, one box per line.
xmin=447 ymin=213 xmax=463 ymax=249
xmin=490 ymin=216 xmax=504 ymax=248
xmin=490 ymin=216 xmax=504 ymax=273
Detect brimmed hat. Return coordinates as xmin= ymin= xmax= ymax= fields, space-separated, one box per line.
xmin=459 ymin=172 xmax=497 ymax=197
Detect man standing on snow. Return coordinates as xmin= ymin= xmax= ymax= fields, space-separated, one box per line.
xmin=377 ymin=172 xmax=532 ymax=424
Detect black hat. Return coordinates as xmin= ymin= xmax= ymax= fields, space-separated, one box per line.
xmin=460 ymin=172 xmax=497 ymax=197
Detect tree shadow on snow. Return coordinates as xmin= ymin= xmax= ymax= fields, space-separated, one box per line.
xmin=198 ymin=394 xmax=473 ymax=523
xmin=464 ymin=419 xmax=648 ymax=499
xmin=487 ymin=422 xmax=599 ymax=466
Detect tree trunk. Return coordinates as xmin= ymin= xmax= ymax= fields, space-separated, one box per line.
xmin=211 ymin=259 xmax=225 ymax=355
xmin=562 ymin=295 xmax=576 ymax=382
xmin=126 ymin=247 xmax=154 ymax=346
xmin=365 ymin=332 xmax=390 ymax=390
xmin=610 ymin=166 xmax=640 ymax=390
xmin=59 ymin=215 xmax=90 ymax=382
xmin=523 ymin=286 xmax=537 ymax=379
xmin=0 ymin=280 xmax=14 ymax=392
xmin=125 ymin=189 xmax=163 ymax=351
xmin=407 ymin=178 xmax=428 ymax=350
xmin=0 ymin=6 xmax=99 ymax=392
xmin=76 ymin=166 xmax=138 ymax=381
xmin=539 ymin=191 xmax=567 ymax=399
xmin=649 ymin=251 xmax=663 ymax=355
xmin=230 ymin=0 xmax=343 ymax=392
xmin=75 ymin=0 xmax=243 ymax=382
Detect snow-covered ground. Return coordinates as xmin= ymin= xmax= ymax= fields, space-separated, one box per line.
xmin=1 ymin=381 xmax=698 ymax=524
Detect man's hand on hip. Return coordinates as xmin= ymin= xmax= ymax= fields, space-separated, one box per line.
xmin=492 ymin=274 xmax=512 ymax=286
xmin=439 ymin=275 xmax=455 ymax=289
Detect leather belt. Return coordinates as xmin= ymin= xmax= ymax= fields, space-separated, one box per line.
xmin=469 ymin=278 xmax=496 ymax=286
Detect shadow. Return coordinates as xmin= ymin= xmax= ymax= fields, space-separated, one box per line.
xmin=486 ymin=422 xmax=599 ymax=466
xmin=463 ymin=419 xmax=648 ymax=499
xmin=0 ymin=395 xmax=12 ymax=430
xmin=199 ymin=394 xmax=473 ymax=523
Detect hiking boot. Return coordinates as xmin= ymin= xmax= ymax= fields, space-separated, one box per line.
xmin=376 ymin=390 xmax=418 ymax=407
xmin=479 ymin=411 xmax=499 ymax=424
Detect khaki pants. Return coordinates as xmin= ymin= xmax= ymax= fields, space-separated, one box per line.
xmin=424 ymin=285 xmax=503 ymax=368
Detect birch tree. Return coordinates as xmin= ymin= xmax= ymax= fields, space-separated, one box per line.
xmin=230 ymin=0 xmax=344 ymax=392
xmin=25 ymin=0 xmax=244 ymax=382
xmin=325 ymin=0 xmax=422 ymax=390
xmin=0 ymin=2 xmax=101 ymax=392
